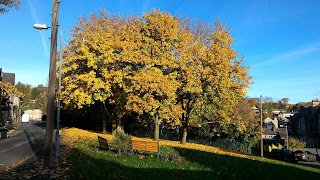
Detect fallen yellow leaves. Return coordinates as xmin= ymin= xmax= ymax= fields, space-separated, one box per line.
xmin=60 ymin=127 xmax=113 ymax=146
xmin=61 ymin=127 xmax=257 ymax=161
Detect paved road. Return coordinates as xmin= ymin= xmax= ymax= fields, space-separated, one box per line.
xmin=298 ymin=161 xmax=320 ymax=169
xmin=0 ymin=121 xmax=45 ymax=171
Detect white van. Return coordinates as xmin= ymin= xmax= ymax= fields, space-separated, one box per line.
xmin=22 ymin=114 xmax=30 ymax=123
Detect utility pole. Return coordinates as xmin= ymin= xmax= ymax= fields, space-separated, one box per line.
xmin=44 ymin=0 xmax=59 ymax=168
xmin=260 ymin=95 xmax=263 ymax=157
xmin=0 ymin=68 xmax=2 ymax=122
xmin=286 ymin=125 xmax=289 ymax=149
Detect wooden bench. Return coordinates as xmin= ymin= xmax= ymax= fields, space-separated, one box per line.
xmin=98 ymin=136 xmax=110 ymax=151
xmin=131 ymin=139 xmax=160 ymax=158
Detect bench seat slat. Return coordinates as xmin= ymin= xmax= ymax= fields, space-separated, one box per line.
xmin=132 ymin=139 xmax=159 ymax=153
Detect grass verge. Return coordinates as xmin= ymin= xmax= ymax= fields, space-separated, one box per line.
xmin=1 ymin=127 xmax=319 ymax=179
xmin=64 ymin=128 xmax=320 ymax=179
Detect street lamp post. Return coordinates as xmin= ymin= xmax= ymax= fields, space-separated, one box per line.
xmin=55 ymin=30 xmax=62 ymax=157
xmin=34 ymin=0 xmax=60 ymax=167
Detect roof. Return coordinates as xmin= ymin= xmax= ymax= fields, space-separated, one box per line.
xmin=263 ymin=129 xmax=277 ymax=136
xmin=2 ymin=73 xmax=15 ymax=85
xmin=277 ymin=128 xmax=287 ymax=139
xmin=264 ymin=117 xmax=272 ymax=122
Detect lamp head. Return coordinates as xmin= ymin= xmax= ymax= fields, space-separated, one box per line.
xmin=33 ymin=24 xmax=49 ymax=30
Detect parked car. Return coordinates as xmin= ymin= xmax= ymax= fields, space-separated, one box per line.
xmin=304 ymin=151 xmax=317 ymax=162
xmin=294 ymin=150 xmax=318 ymax=162
xmin=0 ymin=123 xmax=9 ymax=139
xmin=294 ymin=150 xmax=304 ymax=161
xmin=271 ymin=149 xmax=298 ymax=163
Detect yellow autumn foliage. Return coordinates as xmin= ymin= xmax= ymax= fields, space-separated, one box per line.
xmin=60 ymin=9 xmax=252 ymax=141
xmin=0 ymin=81 xmax=23 ymax=97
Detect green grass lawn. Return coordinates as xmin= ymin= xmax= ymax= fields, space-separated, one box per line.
xmin=68 ymin=140 xmax=320 ymax=180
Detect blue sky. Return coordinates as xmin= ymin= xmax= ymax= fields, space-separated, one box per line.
xmin=1 ymin=0 xmax=319 ymax=104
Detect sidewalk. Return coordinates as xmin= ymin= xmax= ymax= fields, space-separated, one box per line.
xmin=8 ymin=121 xmax=21 ymax=136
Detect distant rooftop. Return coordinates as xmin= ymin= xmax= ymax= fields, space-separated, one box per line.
xmin=2 ymin=73 xmax=15 ymax=85
xmin=277 ymin=128 xmax=287 ymax=139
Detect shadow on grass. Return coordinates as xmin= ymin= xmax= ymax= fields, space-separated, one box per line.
xmin=68 ymin=145 xmax=320 ymax=180
xmin=174 ymin=148 xmax=319 ymax=179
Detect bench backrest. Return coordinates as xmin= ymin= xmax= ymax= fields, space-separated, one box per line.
xmin=132 ymin=140 xmax=159 ymax=152
xmin=98 ymin=136 xmax=109 ymax=149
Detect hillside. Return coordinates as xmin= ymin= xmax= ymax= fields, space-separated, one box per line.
xmin=1 ymin=128 xmax=319 ymax=179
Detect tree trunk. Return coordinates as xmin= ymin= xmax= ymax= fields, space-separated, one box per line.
xmin=101 ymin=102 xmax=114 ymax=133
xmin=180 ymin=112 xmax=188 ymax=144
xmin=116 ymin=114 xmax=123 ymax=132
xmin=116 ymin=119 xmax=123 ymax=132
xmin=181 ymin=127 xmax=187 ymax=144
xmin=101 ymin=106 xmax=107 ymax=134
xmin=101 ymin=101 xmax=112 ymax=134
xmin=180 ymin=97 xmax=192 ymax=144
xmin=154 ymin=113 xmax=159 ymax=141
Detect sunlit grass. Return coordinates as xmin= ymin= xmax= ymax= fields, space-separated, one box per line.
xmin=60 ymin=127 xmax=320 ymax=180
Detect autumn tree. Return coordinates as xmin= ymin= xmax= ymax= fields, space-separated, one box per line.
xmin=173 ymin=19 xmax=206 ymax=144
xmin=0 ymin=81 xmax=23 ymax=119
xmin=176 ymin=20 xmax=251 ymax=143
xmin=0 ymin=81 xmax=23 ymax=97
xmin=248 ymin=97 xmax=257 ymax=107
xmin=124 ymin=10 xmax=182 ymax=141
xmin=230 ymin=98 xmax=259 ymax=143
xmin=0 ymin=0 xmax=22 ymax=14
xmin=33 ymin=85 xmax=48 ymax=113
xmin=278 ymin=97 xmax=289 ymax=110
xmin=288 ymin=137 xmax=306 ymax=149
xmin=15 ymin=82 xmax=47 ymax=112
xmin=61 ymin=9 xmax=251 ymax=142
xmin=61 ymin=11 xmax=132 ymax=133
xmin=62 ymin=9 xmax=183 ymax=138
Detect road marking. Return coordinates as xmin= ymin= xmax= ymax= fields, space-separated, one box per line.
xmin=0 ymin=134 xmax=44 ymax=153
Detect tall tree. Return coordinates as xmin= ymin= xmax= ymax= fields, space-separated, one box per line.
xmin=279 ymin=97 xmax=289 ymax=110
xmin=61 ymin=9 xmax=251 ymax=141
xmin=61 ymin=11 xmax=131 ymax=133
xmin=0 ymin=0 xmax=22 ymax=14
xmin=177 ymin=20 xmax=251 ymax=143
xmin=0 ymin=81 xmax=23 ymax=121
xmin=124 ymin=10 xmax=182 ymax=141
xmin=15 ymin=82 xmax=32 ymax=111
xmin=230 ymin=98 xmax=259 ymax=141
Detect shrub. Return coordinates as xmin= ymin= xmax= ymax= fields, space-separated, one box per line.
xmin=210 ymin=138 xmax=251 ymax=154
xmin=288 ymin=137 xmax=306 ymax=149
xmin=160 ymin=146 xmax=183 ymax=163
xmin=111 ymin=128 xmax=132 ymax=155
